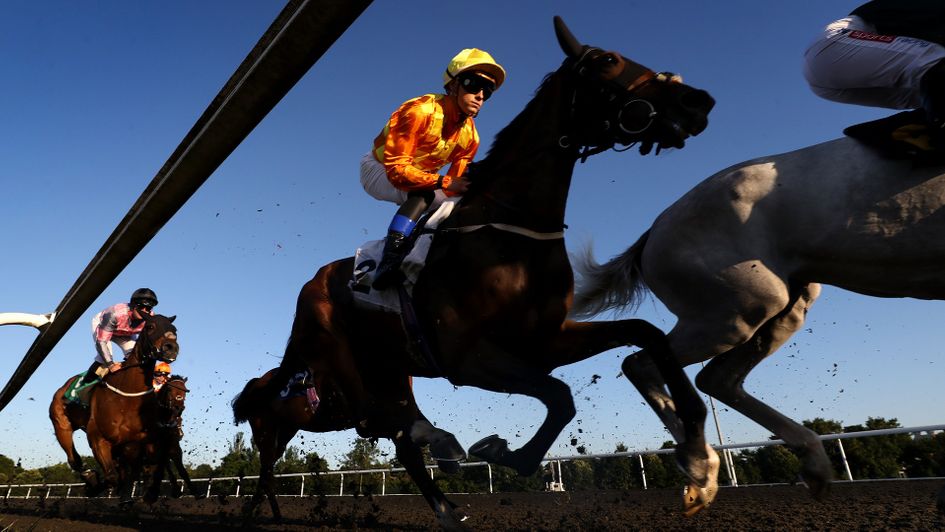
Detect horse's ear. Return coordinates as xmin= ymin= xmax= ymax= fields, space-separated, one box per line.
xmin=554 ymin=16 xmax=583 ymax=59
xmin=168 ymin=315 xmax=176 ymax=323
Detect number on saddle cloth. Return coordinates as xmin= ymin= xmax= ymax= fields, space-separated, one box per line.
xmin=278 ymin=369 xmax=320 ymax=411
xmin=349 ymin=198 xmax=459 ymax=311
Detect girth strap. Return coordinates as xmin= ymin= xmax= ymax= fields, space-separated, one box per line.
xmin=448 ymin=223 xmax=565 ymax=240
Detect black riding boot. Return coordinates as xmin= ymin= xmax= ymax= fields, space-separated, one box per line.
xmin=371 ymin=192 xmax=432 ymax=290
xmin=79 ymin=362 xmax=103 ymax=385
xmin=372 ymin=230 xmax=410 ymax=290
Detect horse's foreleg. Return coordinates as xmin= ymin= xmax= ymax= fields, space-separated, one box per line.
xmin=695 ymin=283 xmax=830 ymax=500
xmin=86 ymin=427 xmax=119 ymax=492
xmin=393 ymin=433 xmax=467 ymax=530
xmin=49 ymin=401 xmax=84 ymax=474
xmin=171 ymin=442 xmax=203 ymax=499
xmin=551 ymin=320 xmax=709 ymax=472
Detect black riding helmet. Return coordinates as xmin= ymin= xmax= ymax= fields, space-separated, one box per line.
xmin=130 ymin=287 xmax=158 ymax=308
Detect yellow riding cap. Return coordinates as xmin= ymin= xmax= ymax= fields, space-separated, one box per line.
xmin=443 ymin=48 xmax=506 ymax=89
xmin=154 ymin=361 xmax=171 ymax=374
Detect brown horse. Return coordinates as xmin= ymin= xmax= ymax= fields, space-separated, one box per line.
xmin=235 ymin=16 xmax=715 ymax=526
xmin=233 ymin=368 xmax=427 ymax=521
xmin=143 ymin=375 xmax=204 ymax=501
xmin=48 ymin=313 xmax=179 ymax=503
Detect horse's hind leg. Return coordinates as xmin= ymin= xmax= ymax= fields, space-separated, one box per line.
xmin=49 ymin=401 xmax=84 ymax=475
xmin=695 ymin=283 xmax=832 ymax=499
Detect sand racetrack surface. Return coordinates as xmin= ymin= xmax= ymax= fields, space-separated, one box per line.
xmin=0 ymin=480 xmax=942 ymax=531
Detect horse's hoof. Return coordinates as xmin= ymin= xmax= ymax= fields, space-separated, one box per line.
xmin=797 ymin=442 xmax=833 ymax=501
xmin=674 ymin=442 xmax=718 ymax=488
xmin=430 ymin=435 xmax=467 ymax=464
xmin=434 ymin=501 xmax=469 ymax=531
xmin=469 ymin=435 xmax=509 ymax=463
xmin=437 ymin=458 xmax=462 ymax=474
xmin=682 ymin=481 xmax=718 ymax=517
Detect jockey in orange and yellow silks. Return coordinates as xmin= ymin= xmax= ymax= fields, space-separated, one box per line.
xmin=360 ymin=48 xmax=506 ymax=290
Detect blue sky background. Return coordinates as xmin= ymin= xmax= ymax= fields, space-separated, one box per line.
xmin=1 ymin=1 xmax=941 ymax=470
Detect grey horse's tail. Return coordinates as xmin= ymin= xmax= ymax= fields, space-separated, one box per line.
xmin=571 ymin=230 xmax=651 ymax=318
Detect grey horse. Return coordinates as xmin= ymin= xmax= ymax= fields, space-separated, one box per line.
xmin=574 ymin=135 xmax=945 ymax=512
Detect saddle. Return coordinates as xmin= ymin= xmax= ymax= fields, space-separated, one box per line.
xmin=844 ymin=110 xmax=945 ymax=163
xmin=63 ymin=373 xmax=98 ymax=407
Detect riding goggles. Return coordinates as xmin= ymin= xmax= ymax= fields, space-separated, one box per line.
xmin=458 ymin=73 xmax=495 ymax=100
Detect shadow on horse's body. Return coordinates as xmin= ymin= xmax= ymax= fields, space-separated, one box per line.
xmin=234 ymin=16 xmax=716 ymax=527
xmin=574 ymin=134 xmax=945 ymax=510
xmin=48 ymin=313 xmax=179 ymax=503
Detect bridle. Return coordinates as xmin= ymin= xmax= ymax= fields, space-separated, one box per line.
xmin=561 ymin=46 xmax=684 ymax=161
xmin=102 ymin=318 xmax=178 ymax=397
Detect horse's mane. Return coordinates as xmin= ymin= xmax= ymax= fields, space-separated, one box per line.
xmin=465 ymin=68 xmax=564 ymax=197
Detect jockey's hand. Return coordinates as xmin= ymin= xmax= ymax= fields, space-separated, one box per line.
xmin=445 ymin=175 xmax=469 ymax=194
xmin=108 ymin=362 xmax=122 ymax=373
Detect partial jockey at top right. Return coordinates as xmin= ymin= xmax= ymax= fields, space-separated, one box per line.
xmin=804 ymin=1 xmax=945 ymax=153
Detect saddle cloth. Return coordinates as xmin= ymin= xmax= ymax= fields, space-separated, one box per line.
xmin=350 ymin=198 xmax=459 ymax=312
xmin=279 ymin=369 xmax=320 ymax=411
xmin=63 ymin=373 xmax=97 ymax=407
xmin=844 ymin=109 xmax=945 ymax=162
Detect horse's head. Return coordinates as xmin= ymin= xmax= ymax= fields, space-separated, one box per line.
xmin=158 ymin=376 xmax=188 ymax=438
xmin=137 ymin=313 xmax=179 ymax=363
xmin=554 ymin=16 xmax=714 ymax=156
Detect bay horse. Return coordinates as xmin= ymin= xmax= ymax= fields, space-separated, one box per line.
xmin=572 ymin=132 xmax=945 ymax=509
xmin=48 ymin=313 xmax=179 ymax=502
xmin=236 ymin=16 xmax=715 ymax=526
xmin=233 ymin=368 xmax=450 ymax=521
xmin=143 ymin=375 xmax=204 ymax=501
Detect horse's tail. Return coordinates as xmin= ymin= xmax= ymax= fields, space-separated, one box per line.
xmin=571 ymin=230 xmax=651 ymax=318
xmin=231 ymin=376 xmax=263 ymax=425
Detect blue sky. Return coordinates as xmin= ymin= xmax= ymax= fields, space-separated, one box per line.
xmin=1 ymin=1 xmax=941 ymax=470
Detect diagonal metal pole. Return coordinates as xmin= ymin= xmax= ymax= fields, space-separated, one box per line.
xmin=0 ymin=0 xmax=373 ymax=413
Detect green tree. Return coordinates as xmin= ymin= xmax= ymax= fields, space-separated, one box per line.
xmin=214 ymin=432 xmax=260 ymax=495
xmin=0 ymin=454 xmax=20 ymax=483
xmin=339 ymin=438 xmax=386 ymax=495
xmin=841 ymin=417 xmax=909 ymax=479
xmin=39 ymin=463 xmax=79 ymax=484
xmin=189 ymin=463 xmax=214 ymax=479
xmin=901 ymin=432 xmax=945 ymax=478
xmin=594 ymin=443 xmax=639 ymax=489
xmin=560 ymin=458 xmax=595 ymax=490
xmin=731 ymin=449 xmax=762 ymax=485
xmin=340 ymin=438 xmax=383 ymax=470
xmin=755 ymin=445 xmax=801 ymax=483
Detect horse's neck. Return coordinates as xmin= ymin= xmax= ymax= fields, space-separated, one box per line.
xmin=459 ymin=71 xmax=577 ymax=230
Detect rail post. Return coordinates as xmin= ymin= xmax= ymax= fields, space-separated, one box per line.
xmin=638 ymin=454 xmax=648 ymax=489
xmin=300 ymin=474 xmax=305 ymax=496
xmin=339 ymin=473 xmax=344 ymax=496
xmin=836 ymin=439 xmax=854 ymax=481
xmin=487 ymin=464 xmax=493 ymax=494
xmin=205 ymin=479 xmax=212 ymax=499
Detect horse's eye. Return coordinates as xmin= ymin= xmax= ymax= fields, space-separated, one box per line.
xmin=603 ymin=54 xmax=618 ymax=64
